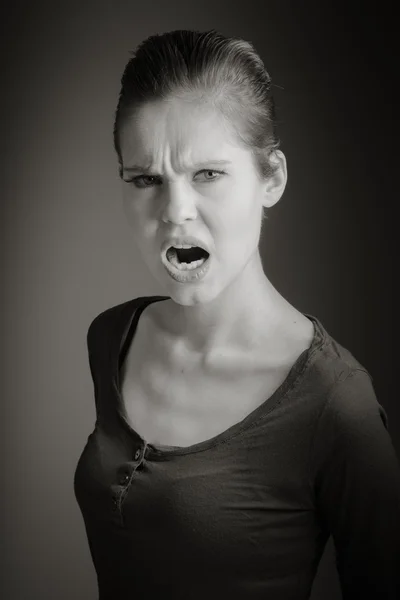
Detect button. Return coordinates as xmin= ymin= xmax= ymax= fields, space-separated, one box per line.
xmin=119 ymin=473 xmax=130 ymax=485
xmin=134 ymin=449 xmax=141 ymax=460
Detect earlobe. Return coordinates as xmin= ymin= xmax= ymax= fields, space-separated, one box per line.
xmin=263 ymin=150 xmax=287 ymax=208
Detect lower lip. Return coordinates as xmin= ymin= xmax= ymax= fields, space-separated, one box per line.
xmin=163 ymin=255 xmax=211 ymax=283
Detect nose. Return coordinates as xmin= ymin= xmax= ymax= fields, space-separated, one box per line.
xmin=161 ymin=181 xmax=197 ymax=224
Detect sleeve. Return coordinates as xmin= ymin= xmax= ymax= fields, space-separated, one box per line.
xmin=87 ymin=316 xmax=99 ymax=403
xmin=85 ymin=306 xmax=117 ymax=413
xmin=310 ymin=368 xmax=400 ymax=599
xmin=85 ymin=312 xmax=106 ymax=414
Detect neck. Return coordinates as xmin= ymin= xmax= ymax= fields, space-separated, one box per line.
xmin=155 ymin=251 xmax=297 ymax=355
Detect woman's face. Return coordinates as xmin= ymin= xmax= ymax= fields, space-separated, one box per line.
xmin=119 ymin=97 xmax=285 ymax=306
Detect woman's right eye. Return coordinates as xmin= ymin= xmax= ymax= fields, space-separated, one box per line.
xmin=127 ymin=175 xmax=160 ymax=188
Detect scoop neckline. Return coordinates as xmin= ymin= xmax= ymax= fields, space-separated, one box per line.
xmin=112 ymin=296 xmax=325 ymax=456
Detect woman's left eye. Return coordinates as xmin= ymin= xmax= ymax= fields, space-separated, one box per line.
xmin=195 ymin=169 xmax=224 ymax=181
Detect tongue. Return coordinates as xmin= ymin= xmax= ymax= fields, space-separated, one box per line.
xmin=166 ymin=247 xmax=177 ymax=261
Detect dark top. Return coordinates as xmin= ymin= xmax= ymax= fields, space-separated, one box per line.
xmin=74 ymin=295 xmax=400 ymax=599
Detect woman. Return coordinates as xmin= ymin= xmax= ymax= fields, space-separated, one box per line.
xmin=74 ymin=29 xmax=400 ymax=599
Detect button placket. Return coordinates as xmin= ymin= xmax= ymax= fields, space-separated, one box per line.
xmin=111 ymin=444 xmax=146 ymax=518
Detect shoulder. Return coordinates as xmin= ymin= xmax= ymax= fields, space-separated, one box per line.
xmin=87 ymin=299 xmax=132 ymax=342
xmin=304 ymin=314 xmax=375 ymax=400
xmin=309 ymin=365 xmax=393 ymax=486
xmin=317 ymin=367 xmax=387 ymax=430
xmin=86 ymin=295 xmax=168 ymax=350
xmin=299 ymin=315 xmax=390 ymax=432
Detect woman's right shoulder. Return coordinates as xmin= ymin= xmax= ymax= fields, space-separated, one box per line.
xmin=86 ymin=295 xmax=168 ymax=346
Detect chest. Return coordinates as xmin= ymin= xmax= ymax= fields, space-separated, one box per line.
xmin=119 ymin=342 xmax=294 ymax=448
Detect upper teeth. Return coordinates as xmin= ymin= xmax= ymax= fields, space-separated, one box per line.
xmin=173 ymin=244 xmax=198 ymax=249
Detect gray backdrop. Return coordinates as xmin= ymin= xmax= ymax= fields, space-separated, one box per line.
xmin=2 ymin=1 xmax=397 ymax=599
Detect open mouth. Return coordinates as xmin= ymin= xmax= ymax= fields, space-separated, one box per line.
xmin=166 ymin=246 xmax=210 ymax=271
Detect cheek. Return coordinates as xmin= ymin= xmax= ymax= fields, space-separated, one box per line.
xmin=122 ymin=194 xmax=153 ymax=235
xmin=222 ymin=198 xmax=262 ymax=257
xmin=221 ymin=187 xmax=261 ymax=233
xmin=214 ymin=221 xmax=257 ymax=267
xmin=122 ymin=192 xmax=134 ymax=224
xmin=122 ymin=195 xmax=160 ymax=260
xmin=122 ymin=197 xmax=146 ymax=251
xmin=122 ymin=191 xmax=141 ymax=225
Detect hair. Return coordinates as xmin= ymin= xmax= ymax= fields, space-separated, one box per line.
xmin=113 ymin=29 xmax=281 ymax=187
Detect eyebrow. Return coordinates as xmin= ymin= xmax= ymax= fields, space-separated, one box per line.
xmin=123 ymin=160 xmax=232 ymax=174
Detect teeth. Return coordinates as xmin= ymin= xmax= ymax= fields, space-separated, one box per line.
xmin=173 ymin=244 xmax=203 ymax=250
xmin=168 ymin=255 xmax=206 ymax=271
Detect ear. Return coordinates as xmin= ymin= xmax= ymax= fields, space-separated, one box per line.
xmin=262 ymin=150 xmax=287 ymax=209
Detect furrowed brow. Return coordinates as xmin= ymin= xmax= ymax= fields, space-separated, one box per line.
xmin=123 ymin=159 xmax=232 ymax=174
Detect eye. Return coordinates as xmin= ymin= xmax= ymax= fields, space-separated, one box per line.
xmin=125 ymin=175 xmax=161 ymax=188
xmin=194 ymin=169 xmax=225 ymax=182
xmin=123 ymin=169 xmax=225 ymax=189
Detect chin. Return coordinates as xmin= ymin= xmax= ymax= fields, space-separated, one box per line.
xmin=152 ymin=257 xmax=236 ymax=307
xmin=165 ymin=285 xmax=213 ymax=307
xmin=160 ymin=275 xmax=222 ymax=307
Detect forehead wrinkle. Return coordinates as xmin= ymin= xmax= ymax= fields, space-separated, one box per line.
xmin=123 ymin=98 xmax=240 ymax=175
xmin=139 ymin=134 xmax=211 ymax=177
xmin=137 ymin=107 xmax=189 ymax=176
xmin=161 ymin=110 xmax=196 ymax=175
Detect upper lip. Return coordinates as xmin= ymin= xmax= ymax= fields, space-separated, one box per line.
xmin=161 ymin=236 xmax=211 ymax=257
